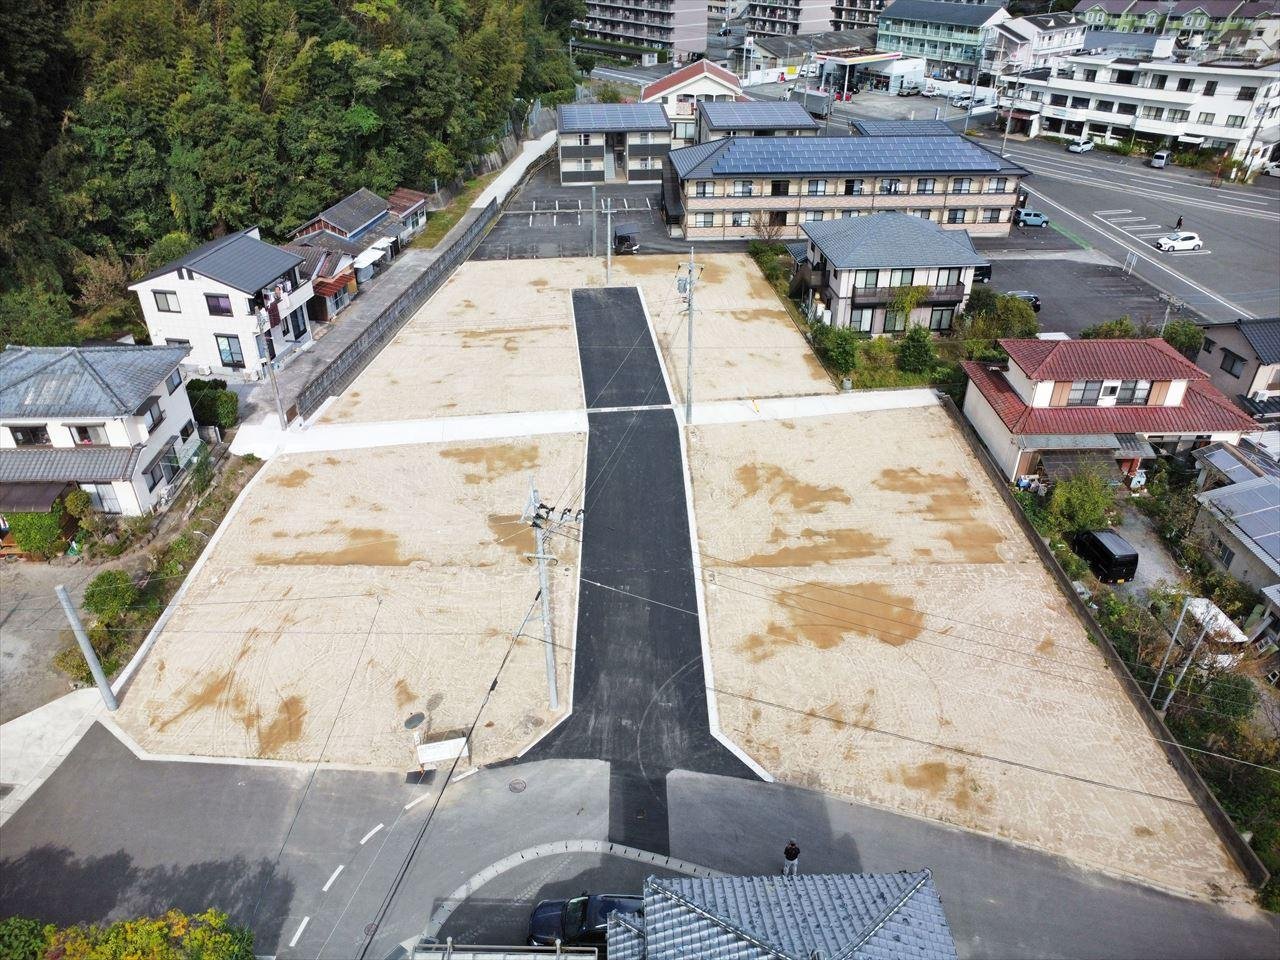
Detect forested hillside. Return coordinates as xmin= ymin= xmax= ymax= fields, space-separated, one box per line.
xmin=0 ymin=0 xmax=580 ymax=345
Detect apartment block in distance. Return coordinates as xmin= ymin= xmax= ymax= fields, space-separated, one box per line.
xmin=747 ymin=0 xmax=833 ymax=37
xmin=832 ymin=0 xmax=890 ymax=32
xmin=558 ymin=104 xmax=672 ymax=185
xmin=877 ymin=0 xmax=1012 ymax=81
xmin=583 ymin=0 xmax=709 ymax=58
xmin=1073 ymin=0 xmax=1278 ymax=43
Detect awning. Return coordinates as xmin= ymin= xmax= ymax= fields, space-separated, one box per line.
xmin=1038 ymin=449 xmax=1119 ymax=479
xmin=0 ymin=445 xmax=143 ymax=484
xmin=1017 ymin=433 xmax=1119 ymax=451
xmin=1177 ymin=134 xmax=1206 ymax=144
xmin=0 ymin=481 xmax=69 ymax=513
xmin=371 ymin=237 xmax=395 ymax=251
xmin=353 ymin=248 xmax=384 ymax=269
xmin=1114 ymin=432 xmax=1156 ymax=458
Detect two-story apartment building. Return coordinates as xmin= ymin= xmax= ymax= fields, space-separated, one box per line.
xmin=642 ymin=60 xmax=744 ymax=147
xmin=697 ymin=100 xmax=823 ymax=141
xmin=129 ymin=229 xmax=313 ymax=382
xmin=582 ymin=0 xmax=709 ymax=57
xmin=877 ymin=0 xmax=1011 ymax=81
xmin=1001 ymin=51 xmax=1280 ymax=168
xmin=961 ymin=337 xmax=1255 ymax=480
xmin=0 ymin=345 xmax=199 ymax=517
xmin=1196 ymin=317 xmax=1280 ymax=421
xmin=986 ymin=12 xmax=1089 ymax=74
xmin=558 ymin=104 xmax=672 ymax=185
xmin=794 ymin=212 xmax=989 ymax=332
xmin=1073 ymin=0 xmax=1278 ymax=43
xmin=662 ymin=130 xmax=1028 ymax=239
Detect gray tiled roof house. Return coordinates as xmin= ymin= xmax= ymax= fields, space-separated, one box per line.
xmin=607 ymin=871 xmax=959 ymax=960
xmin=1237 ymin=318 xmax=1280 ymax=365
xmin=0 ymin=345 xmax=190 ymax=419
xmin=133 ymin=228 xmax=302 ymax=294
xmin=310 ymin=187 xmax=391 ymax=237
xmin=802 ymin=213 xmax=989 ymax=270
xmin=851 ymin=119 xmax=957 ymax=137
xmin=881 ymin=0 xmax=1009 ymax=27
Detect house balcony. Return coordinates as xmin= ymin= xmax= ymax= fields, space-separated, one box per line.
xmin=850 ymin=284 xmax=966 ymax=305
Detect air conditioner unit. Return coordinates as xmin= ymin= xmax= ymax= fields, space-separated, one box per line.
xmin=197 ymin=365 xmax=212 ymax=376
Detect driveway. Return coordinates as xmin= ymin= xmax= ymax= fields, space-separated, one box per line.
xmin=1114 ymin=501 xmax=1188 ymax=599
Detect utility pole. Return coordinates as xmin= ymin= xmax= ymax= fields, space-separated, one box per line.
xmin=1001 ymin=63 xmax=1026 ymax=158
xmin=524 ymin=479 xmax=559 ymax=711
xmin=678 ymin=248 xmax=699 ymax=425
xmin=964 ymin=38 xmax=984 ymax=131
xmin=1160 ymin=620 xmax=1215 ymax=714
xmin=1158 ymin=293 xmax=1184 ymax=334
xmin=257 ymin=312 xmax=289 ymax=429
xmin=56 ymin=585 xmax=118 ymax=711
xmin=1149 ymin=596 xmax=1192 ymax=703
xmin=591 ymin=184 xmax=598 ymax=257
xmin=605 ymin=198 xmax=613 ymax=285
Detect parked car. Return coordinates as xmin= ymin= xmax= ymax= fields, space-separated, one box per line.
xmin=922 ymin=85 xmax=942 ymax=97
xmin=973 ymin=263 xmax=993 ymax=284
xmin=1015 ymin=208 xmax=1050 ymax=228
xmin=1262 ymin=160 xmax=1280 ymax=178
xmin=1072 ymin=530 xmax=1139 ymax=584
xmin=1154 ymin=231 xmax=1203 ymax=251
xmin=897 ymin=85 xmax=922 ymax=96
xmin=950 ymin=94 xmax=973 ymax=108
xmin=1006 ymin=290 xmax=1041 ymax=312
xmin=1150 ymin=150 xmax=1170 ymax=168
xmin=613 ymin=221 xmax=640 ymax=255
xmin=528 ymin=893 xmax=643 ymax=948
xmin=1067 ymin=139 xmax=1094 ymax=154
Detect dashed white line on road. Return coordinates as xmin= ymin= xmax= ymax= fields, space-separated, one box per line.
xmin=360 ymin=823 xmax=384 ymax=845
xmin=322 ymin=865 xmax=344 ymax=892
xmin=529 ymin=201 xmax=535 ymax=227
xmin=288 ymin=917 xmax=310 ymax=948
xmin=404 ymin=792 xmax=432 ymax=811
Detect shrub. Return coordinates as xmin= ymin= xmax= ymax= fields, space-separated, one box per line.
xmin=1052 ymin=539 xmax=1089 ymax=580
xmin=186 ymin=377 xmax=227 ymax=393
xmin=190 ymin=442 xmax=213 ymax=494
xmin=897 ymin=326 xmax=936 ymax=373
xmin=1047 ymin=470 xmax=1115 ymax=534
xmin=63 ymin=488 xmax=93 ymax=520
xmin=822 ymin=326 xmax=864 ymax=377
xmin=83 ymin=570 xmax=139 ymax=624
xmin=7 ymin=504 xmax=65 ymax=557
xmin=0 ymin=917 xmax=49 ymax=960
xmin=597 ymin=83 xmax=622 ymax=104
xmin=1081 ymin=316 xmax=1139 ymax=339
xmin=1163 ymin=318 xmax=1204 ymax=356
xmin=43 ymin=909 xmax=253 ymax=960
xmin=191 ymin=389 xmax=238 ymax=429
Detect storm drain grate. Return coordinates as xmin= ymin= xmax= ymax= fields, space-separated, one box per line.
xmin=509 ymin=778 xmax=527 ymax=793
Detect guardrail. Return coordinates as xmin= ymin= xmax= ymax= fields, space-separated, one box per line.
xmin=295 ymin=199 xmax=500 ymax=419
xmin=936 ymin=392 xmax=1271 ymax=891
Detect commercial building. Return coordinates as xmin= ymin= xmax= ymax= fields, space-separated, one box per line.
xmin=641 ymin=60 xmax=744 ymax=147
xmin=663 ymin=129 xmax=1028 ymax=239
xmin=582 ymin=0 xmax=709 ymax=57
xmin=793 ymin=212 xmax=988 ymax=332
xmin=1195 ymin=317 xmax=1280 ymax=421
xmin=960 ymin=337 xmax=1255 ymax=480
xmin=876 ymin=0 xmax=1011 ymax=81
xmin=696 ymin=100 xmax=823 ymax=141
xmin=0 ymin=345 xmax=199 ymax=517
xmin=1000 ymin=51 xmax=1280 ymax=169
xmin=557 ymin=104 xmax=672 ymax=185
xmin=1073 ymin=0 xmax=1278 ymax=44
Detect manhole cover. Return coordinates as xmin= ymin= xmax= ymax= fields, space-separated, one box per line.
xmin=509 ymin=778 xmax=527 ymax=793
xmin=364 ymin=922 xmax=378 ymax=936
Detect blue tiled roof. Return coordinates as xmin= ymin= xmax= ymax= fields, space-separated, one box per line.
xmin=558 ymin=103 xmax=671 ymax=133
xmin=0 ymin=345 xmax=190 ymax=419
xmin=852 ymin=118 xmax=957 ymax=137
xmin=699 ymin=100 xmax=821 ymax=131
xmin=802 ymin=213 xmax=989 ymax=270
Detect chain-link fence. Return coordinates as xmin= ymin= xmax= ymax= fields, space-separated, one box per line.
xmin=295 ymin=199 xmax=500 ymax=419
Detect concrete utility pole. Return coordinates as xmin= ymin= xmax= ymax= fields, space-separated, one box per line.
xmin=525 ymin=479 xmax=559 ymax=711
xmin=1001 ymin=64 xmax=1026 ymax=158
xmin=56 ymin=585 xmax=118 ymax=711
xmin=605 ymin=198 xmax=613 ymax=285
xmin=1149 ymin=596 xmax=1192 ymax=703
xmin=678 ymin=248 xmax=699 ymax=425
xmin=1158 ymin=293 xmax=1184 ymax=334
xmin=591 ymin=185 xmax=598 ymax=257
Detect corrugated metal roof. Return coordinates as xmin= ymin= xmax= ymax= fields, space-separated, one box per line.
xmin=387 ymin=186 xmax=429 ymax=216
xmin=558 ymin=103 xmax=671 ymax=133
xmin=0 ymin=345 xmax=189 ymax=419
xmin=0 ymin=445 xmax=144 ymax=483
xmin=1000 ymin=337 xmax=1207 ymax=382
xmin=851 ymin=119 xmax=957 ymax=137
xmin=802 ymin=213 xmax=988 ymax=270
xmin=699 ymin=100 xmax=820 ymax=131
xmin=881 ymin=0 xmax=1008 ymax=27
xmin=134 ymin=228 xmax=302 ymax=293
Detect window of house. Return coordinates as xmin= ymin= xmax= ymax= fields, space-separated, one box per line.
xmin=1177 ymin=77 xmax=1193 ymax=92
xmin=1226 ymin=114 xmax=1245 ymax=127
xmin=947 ymin=208 xmax=966 ymax=224
xmin=878 ymin=178 xmax=903 ymax=195
xmin=1204 ymin=80 xmax=1217 ymax=95
xmin=1116 ymin=379 xmax=1151 ymax=404
xmin=889 ymin=268 xmax=915 ymax=287
xmin=1084 ymin=69 xmax=1098 ymax=82
xmin=1117 ymin=102 xmax=1138 ymax=115
xmin=180 ymin=419 xmax=196 ymax=442
xmin=771 ymin=179 xmax=791 ymax=196
xmin=1140 ymin=106 xmax=1165 ymax=120
xmin=731 ymin=211 xmax=751 ymax=227
xmin=215 ymin=334 xmax=245 ymax=368
xmin=807 ymin=179 xmax=827 ymax=196
xmin=842 ymin=209 xmax=859 ymax=218
xmin=153 ymin=291 xmax=181 ymax=313
xmin=1201 ymin=337 xmax=1216 ymax=353
xmin=1220 ymin=349 xmax=1245 ymax=376
xmin=768 ymin=211 xmax=787 ymax=227
xmin=165 ymin=368 xmax=183 ymax=394
xmin=137 ymin=396 xmax=164 ymax=432
xmin=981 ymin=208 xmax=1002 ymax=223
xmin=205 ymin=293 xmax=234 ymax=316
xmin=1150 ymin=75 xmax=1167 ymax=91
xmin=577 ymin=133 xmax=591 ymax=146
xmin=73 ymin=424 xmax=110 ymax=445
xmin=9 ymin=425 xmax=50 ymax=446
xmin=732 ymin=179 xmax=754 ymax=196
xmin=1168 ymin=109 xmax=1190 ymax=122
xmin=1070 ymin=96 xmax=1090 ymax=109
xmin=929 ymin=307 xmax=954 ymax=330
xmin=289 ymin=306 xmax=307 ymax=339
xmin=1050 ymin=94 xmax=1068 ymax=106
xmin=79 ymin=483 xmax=121 ymax=514
xmin=854 ymin=269 xmax=879 ymax=288
xmin=843 ymin=178 xmax=864 ymax=195
xmin=694 ymin=212 xmax=715 ymax=227
xmin=1215 ymin=539 xmax=1235 ymax=567
xmin=937 ymin=267 xmax=961 ymax=286
xmin=849 ymin=308 xmax=875 ymax=332
xmin=913 ymin=209 xmax=933 ymax=219
xmin=1067 ymin=380 xmax=1103 ymax=405
xmin=804 ymin=210 xmax=824 ymax=222
xmin=1198 ymin=112 xmax=1215 ymax=124
xmin=1237 ymin=86 xmax=1257 ymax=101
xmin=695 ymin=181 xmax=713 ymax=197
xmin=985 ymin=177 xmax=1008 ymax=193
xmin=883 ymin=310 xmax=907 ymax=333
xmin=1095 ymin=99 xmax=1115 ymax=112
xmin=916 ymin=177 xmax=937 ymax=194
xmin=144 ymin=457 xmax=166 ymax=493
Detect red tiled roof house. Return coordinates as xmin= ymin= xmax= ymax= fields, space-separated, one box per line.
xmin=960 ymin=337 xmax=1256 ymax=480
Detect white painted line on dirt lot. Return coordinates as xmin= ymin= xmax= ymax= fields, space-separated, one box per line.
xmin=288 ymin=917 xmax=310 ymax=948
xmin=322 ymin=865 xmax=344 ymax=892
xmin=360 ymin=823 xmax=384 ymax=845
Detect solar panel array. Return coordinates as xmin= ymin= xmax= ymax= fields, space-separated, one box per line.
xmin=700 ymin=100 xmax=820 ymax=130
xmin=1205 ymin=476 xmax=1280 ymax=565
xmin=853 ymin=118 xmax=956 ymax=137
xmin=701 ymin=135 xmax=1005 ymax=176
xmin=558 ymin=103 xmax=670 ymax=133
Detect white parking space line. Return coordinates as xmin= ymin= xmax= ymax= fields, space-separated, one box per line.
xmin=1107 ymin=216 xmax=1145 ymax=222
xmin=529 ymin=201 xmax=534 ymax=227
xmin=1172 ymin=250 xmax=1213 ymax=256
xmin=359 ymin=823 xmax=384 ymax=845
xmin=1095 ymin=208 xmax=1132 ymax=215
xmin=288 ymin=917 xmax=310 ymax=948
xmin=322 ymin=865 xmax=344 ymax=892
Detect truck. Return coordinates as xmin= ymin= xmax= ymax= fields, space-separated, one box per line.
xmin=789 ymin=86 xmax=833 ymax=119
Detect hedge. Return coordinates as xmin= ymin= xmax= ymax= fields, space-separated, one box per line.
xmin=191 ymin=389 xmax=238 ymax=429
xmin=7 ymin=503 xmax=65 ymax=557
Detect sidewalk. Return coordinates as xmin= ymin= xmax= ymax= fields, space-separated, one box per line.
xmin=0 ymin=688 xmax=103 ymax=826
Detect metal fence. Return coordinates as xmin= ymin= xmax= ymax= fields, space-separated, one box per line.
xmin=296 ymin=199 xmax=501 ymax=419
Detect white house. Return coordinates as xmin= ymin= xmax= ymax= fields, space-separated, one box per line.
xmin=129 ymin=228 xmax=313 ymax=382
xmin=642 ymin=60 xmax=745 ymax=147
xmin=986 ymin=12 xmax=1089 ymax=74
xmin=0 ymin=345 xmax=200 ymax=517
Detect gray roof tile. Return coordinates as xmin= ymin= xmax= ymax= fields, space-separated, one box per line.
xmin=558 ymin=103 xmax=671 ymax=133
xmin=0 ymin=345 xmax=190 ymax=419
xmin=136 ymin=229 xmax=302 ymax=293
xmin=852 ymin=119 xmax=956 ymax=137
xmin=700 ymin=100 xmax=821 ymax=130
xmin=317 ymin=187 xmax=391 ymax=236
xmin=802 ymin=213 xmax=989 ymax=270
xmin=0 ymin=445 xmax=144 ymax=483
xmin=881 ymin=0 xmax=1008 ymax=27
xmin=1237 ymin=318 xmax=1280 ymax=364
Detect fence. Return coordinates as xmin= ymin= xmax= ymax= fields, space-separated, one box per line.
xmin=936 ymin=393 xmax=1271 ymax=890
xmin=295 ymin=199 xmax=501 ymax=419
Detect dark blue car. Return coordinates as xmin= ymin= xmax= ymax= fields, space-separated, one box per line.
xmin=527 ymin=892 xmax=643 ymax=949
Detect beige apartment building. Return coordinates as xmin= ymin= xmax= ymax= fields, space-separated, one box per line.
xmin=662 ymin=131 xmax=1029 ymax=239
xmin=558 ymin=104 xmax=672 ymax=185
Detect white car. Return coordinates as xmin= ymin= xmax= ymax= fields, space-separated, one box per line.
xmin=1264 ymin=161 xmax=1280 ymax=178
xmin=950 ymin=95 xmax=973 ymax=108
xmin=1067 ymin=139 xmax=1094 ymax=153
xmin=1155 ymin=231 xmax=1203 ymax=251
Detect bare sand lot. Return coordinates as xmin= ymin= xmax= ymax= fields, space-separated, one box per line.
xmin=688 ymin=405 xmax=1246 ymax=899
xmin=613 ymin=254 xmax=833 ymax=405
xmin=115 ymin=434 xmax=584 ymax=769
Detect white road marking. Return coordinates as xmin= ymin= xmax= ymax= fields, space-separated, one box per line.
xmin=1107 ymin=216 xmax=1146 ymax=223
xmin=359 ymin=823 xmax=384 ymax=844
xmin=1018 ymin=164 xmax=1280 ymax=220
xmin=646 ymin=197 xmax=653 ymax=210
xmin=1095 ymin=208 xmax=1132 ymax=215
xmin=529 ymin=200 xmax=534 ymax=227
xmin=288 ymin=917 xmax=310 ymax=948
xmin=403 ymin=792 xmax=432 ymax=811
xmin=1171 ymin=250 xmax=1213 ymax=256
xmin=322 ymin=865 xmax=344 ymax=892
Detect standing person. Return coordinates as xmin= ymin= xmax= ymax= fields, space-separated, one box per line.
xmin=1175 ymin=215 xmax=1184 ymax=230
xmin=782 ymin=839 xmax=800 ymax=877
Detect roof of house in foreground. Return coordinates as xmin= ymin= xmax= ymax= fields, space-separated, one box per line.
xmin=999 ymin=337 xmax=1209 ymax=382
xmin=802 ymin=213 xmax=988 ymax=270
xmin=607 ymin=871 xmax=958 ymax=960
xmin=133 ymin=228 xmax=302 ymax=293
xmin=852 ymin=118 xmax=957 ymax=137
xmin=1196 ymin=474 xmax=1280 ymax=572
xmin=0 ymin=344 xmax=190 ymax=419
xmin=669 ymin=135 xmax=1027 ymax=178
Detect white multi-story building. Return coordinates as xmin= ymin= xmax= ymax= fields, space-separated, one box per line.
xmin=1001 ymin=50 xmax=1280 ymax=168
xmin=985 ymin=12 xmax=1089 ymax=74
xmin=582 ymin=0 xmax=709 ymax=57
xmin=129 ymin=228 xmax=313 ymax=382
xmin=0 ymin=345 xmax=200 ymax=517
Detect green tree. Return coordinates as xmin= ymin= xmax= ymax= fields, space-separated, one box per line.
xmin=955 ymin=288 xmax=1038 ymax=354
xmin=897 ymin=325 xmax=936 ymax=372
xmin=1047 ymin=470 xmax=1115 ymax=534
xmin=1162 ymin=318 xmax=1204 ymax=356
xmin=575 ymin=53 xmax=597 ymax=74
xmin=597 ymin=83 xmax=623 ymax=103
xmin=822 ymin=326 xmax=864 ymax=377
xmin=83 ymin=569 xmax=140 ymax=624
xmin=1081 ymin=316 xmax=1139 ymax=339
xmin=0 ymin=285 xmax=77 ymax=345
xmin=37 ymin=909 xmax=254 ymax=959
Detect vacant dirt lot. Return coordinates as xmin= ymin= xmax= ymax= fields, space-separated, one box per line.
xmin=688 ymin=405 xmax=1246 ymax=900
xmin=115 ymin=434 xmax=584 ymax=769
xmin=613 ymin=254 xmax=832 ymax=406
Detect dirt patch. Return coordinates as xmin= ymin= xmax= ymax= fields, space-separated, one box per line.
xmin=255 ymin=527 xmax=418 ymax=567
xmin=736 ymin=464 xmax=851 ymax=513
xmin=256 ymin=696 xmax=308 ymax=754
xmin=441 ymin=443 xmax=539 ymax=484
xmin=395 ymin=679 xmax=417 ymax=709
xmin=900 ymin=760 xmax=964 ymax=794
xmin=270 ymin=468 xmax=312 ymax=489
xmin=737 ymin=582 xmax=926 ymax=661
xmin=737 ymin=528 xmax=888 ymax=567
xmin=875 ymin=467 xmax=1004 ymax=563
xmin=487 ymin=514 xmax=535 ymax=557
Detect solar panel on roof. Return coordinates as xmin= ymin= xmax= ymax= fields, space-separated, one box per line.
xmin=558 ymin=103 xmax=669 ymax=133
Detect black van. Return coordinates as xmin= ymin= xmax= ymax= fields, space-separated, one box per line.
xmin=1072 ymin=530 xmax=1139 ymax=584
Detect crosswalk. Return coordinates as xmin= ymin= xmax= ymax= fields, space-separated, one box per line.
xmin=1092 ymin=209 xmax=1212 ymax=255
